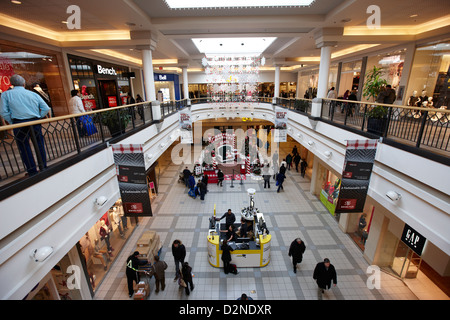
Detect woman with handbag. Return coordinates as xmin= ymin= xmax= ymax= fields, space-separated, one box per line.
xmin=181 ymin=262 xmax=194 ymax=295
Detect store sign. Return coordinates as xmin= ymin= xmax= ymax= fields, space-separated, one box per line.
xmin=401 ymin=224 xmax=427 ymax=256
xmin=274 ymin=107 xmax=288 ymax=142
xmin=335 ymin=140 xmax=378 ymax=214
xmin=96 ymin=64 xmax=117 ymax=76
xmin=112 ymin=144 xmax=153 ymax=217
xmin=158 ymin=74 xmax=167 ymax=80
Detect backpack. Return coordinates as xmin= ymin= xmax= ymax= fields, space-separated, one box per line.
xmin=228 ymin=264 xmax=238 ymax=275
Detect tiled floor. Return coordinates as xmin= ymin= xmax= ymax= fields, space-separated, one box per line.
xmin=93 ymin=142 xmax=446 ymax=301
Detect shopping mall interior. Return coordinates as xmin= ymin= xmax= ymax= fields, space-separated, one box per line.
xmin=0 ymin=0 xmax=449 ymax=306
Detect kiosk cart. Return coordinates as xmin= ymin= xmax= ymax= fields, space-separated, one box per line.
xmin=207 ymin=189 xmax=271 ymax=268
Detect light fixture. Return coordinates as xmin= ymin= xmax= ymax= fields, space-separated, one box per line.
xmin=145 ymin=154 xmax=154 ymax=161
xmin=11 ymin=0 xmax=22 ymax=4
xmin=307 ymin=140 xmax=314 ymax=146
xmin=297 ymin=133 xmax=302 ymax=138
xmin=164 ymin=0 xmax=315 ymax=9
xmin=94 ymin=196 xmax=108 ymax=207
xmin=160 ymin=142 xmax=166 ymax=148
xmin=386 ymin=191 xmax=402 ymax=202
xmin=30 ymin=246 xmax=53 ymax=262
xmin=324 ymin=151 xmax=332 ymax=158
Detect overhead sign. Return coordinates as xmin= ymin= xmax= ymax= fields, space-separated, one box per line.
xmin=401 ymin=223 xmax=427 ymax=256
xmin=112 ymin=144 xmax=152 ymax=217
xmin=335 ymin=139 xmax=377 ymax=213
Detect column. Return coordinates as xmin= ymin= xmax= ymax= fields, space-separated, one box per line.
xmin=141 ymin=48 xmax=156 ymax=102
xmin=311 ymin=45 xmax=332 ymax=117
xmin=273 ymin=66 xmax=280 ymax=103
xmin=182 ymin=67 xmax=190 ymax=104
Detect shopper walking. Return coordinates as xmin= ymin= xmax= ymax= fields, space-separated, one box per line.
xmin=217 ymin=169 xmax=224 ymax=187
xmin=181 ymin=262 xmax=195 ymax=295
xmin=221 ymin=239 xmax=234 ymax=274
xmin=313 ymin=258 xmax=337 ymax=298
xmin=292 ymin=145 xmax=298 ymax=156
xmin=293 ymin=153 xmax=301 ymax=172
xmin=182 ymin=167 xmax=191 ymax=187
xmin=153 ymin=255 xmax=168 ymax=293
xmin=286 ymin=153 xmax=292 ymax=171
xmin=279 ymin=163 xmax=286 ymax=176
xmin=288 ymin=238 xmax=306 ymax=273
xmin=172 ymin=240 xmax=186 ymax=281
xmin=125 ymin=251 xmax=148 ymax=298
xmin=300 ymin=158 xmax=307 ymax=178
xmin=276 ymin=171 xmax=286 ymax=193
xmin=198 ymin=179 xmax=207 ymax=200
xmin=0 ymin=74 xmax=50 ymax=176
xmin=262 ymin=163 xmax=271 ymax=189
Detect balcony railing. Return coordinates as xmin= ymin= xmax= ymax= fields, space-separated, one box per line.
xmin=320 ymin=98 xmax=450 ymax=156
xmin=0 ymin=99 xmax=189 ymax=190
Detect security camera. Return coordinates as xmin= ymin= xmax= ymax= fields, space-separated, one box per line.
xmin=324 ymin=151 xmax=332 ymax=158
xmin=30 ymin=246 xmax=53 ymax=262
xmin=94 ymin=196 xmax=108 ymax=207
xmin=386 ymin=191 xmax=401 ymax=201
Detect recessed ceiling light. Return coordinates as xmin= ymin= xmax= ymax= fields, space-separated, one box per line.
xmin=409 ymin=14 xmax=418 ymax=18
xmin=11 ymin=0 xmax=22 ymax=4
xmin=61 ymin=21 xmax=68 ymax=24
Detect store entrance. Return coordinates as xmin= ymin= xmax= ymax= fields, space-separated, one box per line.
xmin=98 ymin=79 xmax=119 ymax=108
xmin=390 ymin=241 xmax=422 ymax=279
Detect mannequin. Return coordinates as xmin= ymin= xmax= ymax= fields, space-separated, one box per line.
xmin=80 ymin=232 xmax=109 ymax=270
xmin=99 ymin=220 xmax=114 ymax=255
xmin=427 ymin=97 xmax=433 ymax=108
xmin=419 ymin=90 xmax=428 ymax=107
xmin=33 ymin=83 xmax=53 ymax=117
xmin=407 ymin=90 xmax=420 ymax=107
xmin=112 ymin=207 xmax=125 ymax=238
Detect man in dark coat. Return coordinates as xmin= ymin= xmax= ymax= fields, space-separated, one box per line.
xmin=153 ymin=255 xmax=168 ymax=293
xmin=276 ymin=172 xmax=286 ymax=193
xmin=182 ymin=167 xmax=191 ymax=187
xmin=221 ymin=239 xmax=234 ymax=274
xmin=125 ymin=251 xmax=148 ymax=298
xmin=300 ymin=159 xmax=307 ymax=178
xmin=216 ymin=209 xmax=236 ymax=229
xmin=217 ymin=169 xmax=224 ymax=187
xmin=172 ymin=240 xmax=186 ymax=281
xmin=181 ymin=262 xmax=194 ymax=295
xmin=313 ymin=258 xmax=337 ymax=295
xmin=198 ymin=180 xmax=207 ymax=200
xmin=293 ymin=153 xmax=301 ymax=172
xmin=288 ymin=238 xmax=306 ymax=273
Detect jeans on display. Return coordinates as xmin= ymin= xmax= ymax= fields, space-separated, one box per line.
xmin=103 ymin=234 xmax=112 ymax=253
xmin=12 ymin=119 xmax=47 ymax=175
xmin=121 ymin=215 xmax=128 ymax=229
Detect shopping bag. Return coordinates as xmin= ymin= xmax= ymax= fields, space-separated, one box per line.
xmin=80 ymin=115 xmax=98 ymax=136
xmin=178 ymin=278 xmax=187 ymax=287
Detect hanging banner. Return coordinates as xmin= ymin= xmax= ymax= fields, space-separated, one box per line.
xmin=112 ymin=144 xmax=152 ymax=217
xmin=274 ymin=107 xmax=288 ymax=142
xmin=179 ymin=108 xmax=193 ymax=144
xmin=335 ymin=139 xmax=378 ymax=214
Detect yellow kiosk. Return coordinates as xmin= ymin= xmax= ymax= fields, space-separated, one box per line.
xmin=207 ymin=189 xmax=271 ymax=268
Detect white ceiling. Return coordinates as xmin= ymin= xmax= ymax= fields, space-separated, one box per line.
xmin=0 ymin=0 xmax=449 ymax=70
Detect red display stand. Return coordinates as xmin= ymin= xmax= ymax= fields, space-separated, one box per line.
xmin=203 ymin=169 xmax=218 ymax=183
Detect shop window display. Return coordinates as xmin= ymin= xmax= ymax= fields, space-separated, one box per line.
xmin=318 ymin=168 xmax=341 ymax=217
xmin=0 ymin=40 xmax=68 ymax=117
xmin=78 ymin=199 xmax=137 ymax=293
xmin=407 ymin=41 xmax=450 ymax=111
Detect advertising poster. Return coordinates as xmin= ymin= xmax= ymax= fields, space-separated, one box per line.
xmin=179 ymin=108 xmax=193 ymax=144
xmin=274 ymin=107 xmax=288 ymax=142
xmin=112 ymin=144 xmax=152 ymax=217
xmin=335 ymin=140 xmax=378 ymax=214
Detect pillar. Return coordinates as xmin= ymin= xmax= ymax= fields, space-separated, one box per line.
xmin=141 ymin=49 xmax=156 ymax=102
xmin=182 ymin=67 xmax=189 ymax=102
xmin=273 ymin=66 xmax=281 ymax=103
xmin=311 ymin=45 xmax=332 ymax=117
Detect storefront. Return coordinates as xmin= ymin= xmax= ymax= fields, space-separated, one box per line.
xmin=0 ymin=39 xmax=69 ymax=118
xmin=68 ymin=54 xmax=132 ymax=110
xmin=312 ymin=159 xmax=341 ymax=218
xmin=154 ymin=72 xmax=180 ymax=102
xmin=405 ymin=41 xmax=450 ymax=109
xmin=337 ymin=60 xmax=362 ymax=98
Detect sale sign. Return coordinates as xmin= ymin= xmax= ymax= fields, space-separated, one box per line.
xmin=0 ymin=57 xmax=14 ymax=93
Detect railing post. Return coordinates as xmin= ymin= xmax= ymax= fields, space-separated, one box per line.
xmin=69 ymin=117 xmax=82 ymax=154
xmin=96 ymin=113 xmax=106 ymax=142
xmin=360 ymin=104 xmax=367 ymax=130
xmin=415 ymin=110 xmax=428 ymax=148
xmin=383 ymin=107 xmax=393 ymax=138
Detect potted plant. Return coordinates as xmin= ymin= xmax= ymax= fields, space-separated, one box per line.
xmin=101 ymin=108 xmax=131 ymax=137
xmin=363 ymin=66 xmax=388 ymax=135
